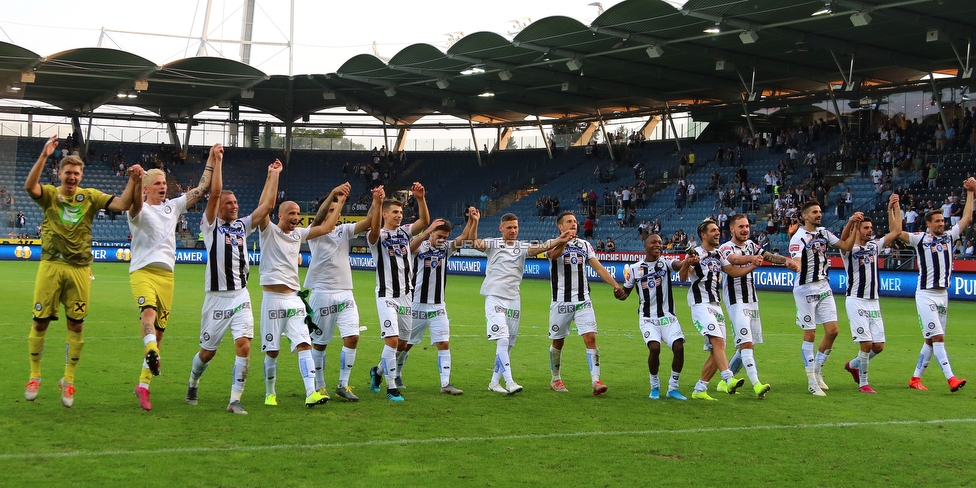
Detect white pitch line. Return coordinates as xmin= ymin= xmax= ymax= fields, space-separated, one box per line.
xmin=2 ymin=418 xmax=974 ymax=461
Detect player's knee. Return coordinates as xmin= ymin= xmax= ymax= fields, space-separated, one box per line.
xmin=671 ymin=339 xmax=685 ymax=353
xmin=435 ymin=341 xmax=450 ymax=350
xmin=873 ymin=343 xmax=885 ymax=354
xmin=199 ymin=349 xmax=217 ymax=362
xmin=32 ymin=319 xmax=52 ymax=332
xmin=313 ymin=343 xmax=327 ymax=352
xmin=66 ymin=319 xmax=84 ymax=333
xmin=266 ymin=350 xmax=279 ymax=358
xmin=647 ymin=341 xmax=662 ymax=353
xmin=344 ymin=335 xmax=359 ymax=348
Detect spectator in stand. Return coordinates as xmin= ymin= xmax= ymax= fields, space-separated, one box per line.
xmin=927 ymin=162 xmax=938 ymax=189
xmin=596 ymin=238 xmax=605 ymax=252
xmin=905 ymin=206 xmax=919 ymax=232
xmin=606 ymin=237 xmax=616 ymax=253
xmin=617 ymin=206 xmax=625 ymax=227
xmin=583 ymin=214 xmax=595 ymax=240
xmin=736 ymin=164 xmax=748 ymax=186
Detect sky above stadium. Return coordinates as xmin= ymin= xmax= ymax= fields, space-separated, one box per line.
xmin=0 ymin=0 xmax=695 ymax=76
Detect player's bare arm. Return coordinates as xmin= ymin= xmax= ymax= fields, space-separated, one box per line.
xmin=107 ymin=165 xmax=144 ymax=212
xmin=410 ymin=181 xmax=430 ymax=236
xmin=679 ymin=251 xmax=699 ymax=282
xmin=454 ymin=207 xmax=479 ymax=247
xmin=367 ymin=185 xmax=385 ymax=245
xmin=253 ymin=159 xmax=282 ymax=231
xmin=204 ymin=145 xmax=224 ymax=224
xmin=184 ymin=144 xmax=220 ymax=206
xmin=25 ymin=135 xmax=57 ymax=199
xmin=588 ymin=256 xmax=622 ymax=292
xmin=529 ymin=229 xmax=572 ymax=256
xmin=880 ymin=194 xmax=903 ymax=248
xmin=312 ymin=182 xmax=351 ymax=226
xmin=721 ymin=257 xmax=760 ymax=278
xmin=958 ymin=177 xmax=976 ymax=230
xmin=834 ymin=213 xmax=863 ymax=253
xmin=127 ymin=165 xmax=147 ymax=217
xmin=410 ymin=218 xmax=446 ymax=253
xmin=308 ymin=191 xmax=346 ymax=240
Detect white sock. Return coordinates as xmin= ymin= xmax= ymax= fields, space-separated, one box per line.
xmin=694 ymin=379 xmax=709 ymax=393
xmin=720 ymin=368 xmax=734 ymax=383
xmin=311 ymin=348 xmax=326 ymax=390
xmin=188 ymin=352 xmax=208 ymax=387
xmin=913 ymin=343 xmax=933 ymax=378
xmin=849 ymin=350 xmax=878 ymax=370
xmin=932 ymin=342 xmax=955 ymax=379
xmin=669 ymin=370 xmax=681 ymax=391
xmin=586 ymin=348 xmax=600 ymax=383
xmin=396 ymin=349 xmax=409 ymax=379
xmin=264 ymin=355 xmax=277 ymax=396
xmin=858 ymin=350 xmax=870 ymax=387
xmin=298 ymin=350 xmax=316 ymax=397
xmin=741 ymin=348 xmax=760 ymax=385
xmin=381 ymin=345 xmax=397 ymax=389
xmin=230 ymin=356 xmax=248 ymax=401
xmin=437 ymin=350 xmax=451 ymax=387
xmin=494 ymin=338 xmax=513 ymax=384
xmin=815 ymin=348 xmax=831 ymax=373
xmin=143 ymin=334 xmax=157 ymax=346
xmin=649 ymin=373 xmax=660 ymax=390
xmin=549 ymin=346 xmax=562 ymax=381
xmin=801 ymin=341 xmax=815 ymax=370
xmin=338 ymin=346 xmax=356 ymax=387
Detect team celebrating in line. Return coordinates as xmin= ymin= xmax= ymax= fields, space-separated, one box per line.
xmin=22 ymin=140 xmax=970 ymax=410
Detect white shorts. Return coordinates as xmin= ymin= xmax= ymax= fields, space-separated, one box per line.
xmin=376 ymin=296 xmax=412 ymax=339
xmin=260 ymin=291 xmax=311 ymax=353
xmin=409 ymin=303 xmax=450 ymax=345
xmin=690 ymin=302 xmax=726 ymax=350
xmin=200 ymin=289 xmax=254 ymax=351
xmin=846 ymin=296 xmax=886 ymax=343
xmin=548 ymin=300 xmax=598 ymax=339
xmin=485 ymin=296 xmax=520 ymax=344
xmin=638 ymin=315 xmax=685 ymax=348
xmin=309 ymin=289 xmax=360 ymax=346
xmin=793 ymin=281 xmax=838 ymax=330
xmin=725 ymin=302 xmax=763 ymax=347
xmin=916 ymin=289 xmax=948 ymax=339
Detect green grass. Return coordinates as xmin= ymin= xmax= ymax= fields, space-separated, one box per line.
xmin=2 ymin=260 xmax=976 ymax=487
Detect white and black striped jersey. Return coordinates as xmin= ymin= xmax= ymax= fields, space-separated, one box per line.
xmin=718 ymin=239 xmax=760 ymax=305
xmin=789 ymin=227 xmax=840 ymax=285
xmin=412 ymin=239 xmax=456 ymax=305
xmin=202 ymin=214 xmax=254 ymax=292
xmin=549 ymin=238 xmax=595 ymax=302
xmin=907 ymin=225 xmax=960 ymax=289
xmin=841 ymin=238 xmax=884 ymax=299
xmin=623 ymin=258 xmax=679 ymax=318
xmin=368 ymin=224 xmax=413 ymax=298
xmin=480 ymin=238 xmax=529 ymax=300
xmin=687 ymin=246 xmax=730 ymax=305
xmin=304 ymin=222 xmax=357 ymax=292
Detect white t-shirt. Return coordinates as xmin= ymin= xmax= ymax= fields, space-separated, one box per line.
xmin=259 ymin=223 xmax=310 ymax=290
xmin=128 ymin=194 xmax=188 ymax=273
xmin=304 ymin=222 xmax=357 ymax=291
xmin=480 ymin=238 xmax=529 ymax=299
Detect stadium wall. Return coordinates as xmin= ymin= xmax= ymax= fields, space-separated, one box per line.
xmin=4 ymin=245 xmax=976 ymax=301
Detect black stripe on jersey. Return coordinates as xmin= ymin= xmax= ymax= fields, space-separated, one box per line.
xmin=563 ymin=262 xmax=573 ymax=302
xmin=550 ymin=259 xmax=559 ymax=302
xmin=209 ymin=224 xmax=219 ymax=292
xmin=375 ymin=239 xmax=388 ymax=297
xmin=640 ymin=264 xmax=651 ymax=318
xmin=434 ymin=261 xmax=444 ymax=304
xmin=691 ymin=262 xmax=705 ymax=303
xmin=418 ymin=255 xmax=431 ymax=303
xmin=237 ymin=236 xmax=248 ymax=289
xmin=798 ymin=236 xmax=811 ymax=285
xmin=577 ymin=262 xmax=586 ymax=302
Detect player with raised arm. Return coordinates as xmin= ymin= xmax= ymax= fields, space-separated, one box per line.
xmin=184 ymin=145 xmax=277 ymax=414
xmin=719 ymin=213 xmax=800 ymax=399
xmin=258 ymin=161 xmax=346 ymax=408
xmin=24 ymin=135 xmax=140 ymax=407
xmin=472 ymin=213 xmax=572 ymax=395
xmin=789 ymin=200 xmax=855 ymax=396
xmin=306 ymin=182 xmax=375 ymax=402
xmin=837 ymin=194 xmax=902 ymax=394
xmin=545 ymin=211 xmax=622 ymax=396
xmin=615 ymin=234 xmax=689 ymax=400
xmin=366 ymin=183 xmax=429 ymax=402
xmin=897 ymin=177 xmax=974 ymax=392
xmin=128 ymin=145 xmax=215 ymax=411
xmin=679 ymin=219 xmax=761 ymax=401
xmin=399 ymin=208 xmax=480 ymax=395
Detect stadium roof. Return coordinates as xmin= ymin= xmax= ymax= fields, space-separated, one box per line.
xmin=2 ymin=0 xmax=975 ymax=127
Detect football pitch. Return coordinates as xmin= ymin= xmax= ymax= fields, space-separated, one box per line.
xmin=1 ymin=260 xmax=975 ymax=486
